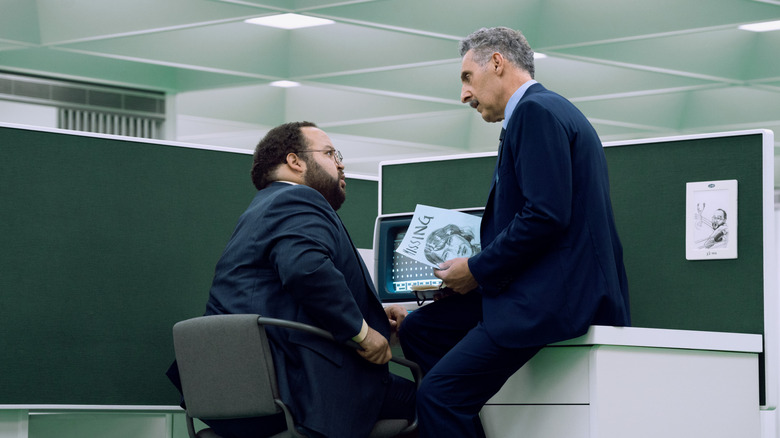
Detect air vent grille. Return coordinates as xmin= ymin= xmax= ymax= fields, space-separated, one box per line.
xmin=59 ymin=109 xmax=160 ymax=139
xmin=0 ymin=72 xmax=165 ymax=139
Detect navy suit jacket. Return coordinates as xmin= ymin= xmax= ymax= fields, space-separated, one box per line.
xmin=205 ymin=182 xmax=392 ymax=437
xmin=469 ymin=83 xmax=630 ymax=349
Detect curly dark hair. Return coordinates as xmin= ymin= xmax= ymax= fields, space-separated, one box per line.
xmin=250 ymin=121 xmax=317 ymax=190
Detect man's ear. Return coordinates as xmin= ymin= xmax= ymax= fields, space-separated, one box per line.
xmin=285 ymin=152 xmax=307 ymax=174
xmin=491 ymin=52 xmax=505 ymax=75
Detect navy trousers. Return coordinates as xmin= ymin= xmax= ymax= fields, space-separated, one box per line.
xmin=400 ymin=292 xmax=541 ymax=438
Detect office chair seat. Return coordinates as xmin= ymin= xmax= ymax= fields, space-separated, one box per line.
xmin=192 ymin=428 xmax=222 ymax=438
xmin=369 ymin=419 xmax=414 ymax=437
xmin=172 ymin=314 xmax=420 ymax=438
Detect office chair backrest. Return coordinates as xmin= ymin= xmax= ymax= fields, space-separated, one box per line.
xmin=173 ymin=314 xmax=281 ymax=420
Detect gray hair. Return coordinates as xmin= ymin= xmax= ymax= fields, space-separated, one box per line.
xmin=459 ymin=27 xmax=535 ymax=79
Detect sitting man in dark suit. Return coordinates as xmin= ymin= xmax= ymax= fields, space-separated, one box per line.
xmin=175 ymin=121 xmax=415 ymax=438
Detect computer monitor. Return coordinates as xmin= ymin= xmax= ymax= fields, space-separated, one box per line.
xmin=372 ymin=208 xmax=483 ymax=304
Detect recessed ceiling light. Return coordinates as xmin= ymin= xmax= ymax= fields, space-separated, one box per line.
xmin=245 ymin=13 xmax=335 ymax=30
xmin=738 ymin=20 xmax=780 ymax=32
xmin=270 ymin=80 xmax=301 ymax=88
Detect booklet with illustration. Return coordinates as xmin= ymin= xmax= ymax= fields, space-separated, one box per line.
xmin=395 ymin=204 xmax=483 ymax=271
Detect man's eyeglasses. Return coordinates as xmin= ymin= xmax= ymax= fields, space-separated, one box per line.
xmin=297 ymin=149 xmax=343 ymax=164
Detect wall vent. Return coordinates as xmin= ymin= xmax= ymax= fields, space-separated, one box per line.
xmin=58 ymin=108 xmax=160 ymax=139
xmin=0 ymin=72 xmax=164 ymax=139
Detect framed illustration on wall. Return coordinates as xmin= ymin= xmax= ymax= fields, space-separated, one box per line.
xmin=686 ymin=179 xmax=738 ymax=260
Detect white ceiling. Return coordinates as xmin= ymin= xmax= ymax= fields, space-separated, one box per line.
xmin=1 ymin=0 xmax=780 ymax=178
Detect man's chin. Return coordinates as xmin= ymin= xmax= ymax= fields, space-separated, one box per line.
xmin=482 ymin=113 xmax=503 ymax=123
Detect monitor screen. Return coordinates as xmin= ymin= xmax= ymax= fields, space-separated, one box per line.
xmin=373 ymin=209 xmax=483 ymax=303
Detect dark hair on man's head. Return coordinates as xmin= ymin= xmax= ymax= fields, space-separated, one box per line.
xmin=250 ymin=121 xmax=317 ymax=190
xmin=459 ymin=27 xmax=535 ymax=79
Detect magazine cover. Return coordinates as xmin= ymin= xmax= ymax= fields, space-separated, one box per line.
xmin=395 ymin=204 xmax=482 ymax=268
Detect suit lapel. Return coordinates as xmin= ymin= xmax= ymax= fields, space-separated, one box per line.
xmin=483 ymin=128 xmax=506 ymax=235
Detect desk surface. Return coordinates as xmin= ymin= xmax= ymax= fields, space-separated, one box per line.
xmin=553 ymin=325 xmax=763 ymax=353
xmin=0 ymin=405 xmax=183 ymax=412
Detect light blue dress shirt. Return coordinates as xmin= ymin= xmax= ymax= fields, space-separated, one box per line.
xmin=502 ymin=80 xmax=538 ymax=129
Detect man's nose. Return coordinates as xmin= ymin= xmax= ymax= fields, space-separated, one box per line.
xmin=461 ymin=87 xmax=471 ymax=104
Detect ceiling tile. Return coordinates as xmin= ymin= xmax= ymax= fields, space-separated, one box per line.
xmin=56 ymin=22 xmax=291 ymax=78
xmin=35 ymin=0 xmax=270 ymax=44
xmin=0 ymin=0 xmax=41 ymax=44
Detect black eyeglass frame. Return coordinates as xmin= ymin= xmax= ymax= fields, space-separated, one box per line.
xmin=296 ymin=149 xmax=343 ymax=163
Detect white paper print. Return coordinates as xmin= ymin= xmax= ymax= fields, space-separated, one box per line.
xmin=396 ymin=204 xmax=482 ymax=268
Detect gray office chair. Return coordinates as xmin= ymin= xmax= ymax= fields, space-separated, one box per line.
xmin=172 ymin=314 xmax=420 ymax=438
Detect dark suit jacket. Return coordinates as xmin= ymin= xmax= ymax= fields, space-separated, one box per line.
xmin=205 ymin=182 xmax=392 ymax=437
xmin=469 ymin=83 xmax=630 ymax=349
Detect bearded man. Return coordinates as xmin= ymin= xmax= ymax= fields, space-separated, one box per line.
xmin=175 ymin=121 xmax=415 ymax=438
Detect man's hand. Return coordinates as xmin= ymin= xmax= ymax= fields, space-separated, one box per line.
xmin=434 ymin=257 xmax=478 ymax=294
xmin=384 ymin=305 xmax=407 ymax=346
xmin=385 ymin=305 xmax=407 ymax=331
xmin=357 ymin=326 xmax=392 ymax=364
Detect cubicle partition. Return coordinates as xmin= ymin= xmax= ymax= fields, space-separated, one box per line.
xmin=0 ymin=124 xmax=377 ymax=411
xmin=1 ymin=123 xmax=775 ymax=436
xmin=378 ymin=130 xmax=776 ymax=429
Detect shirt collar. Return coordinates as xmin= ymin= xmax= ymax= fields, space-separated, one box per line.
xmin=503 ymin=80 xmax=538 ymax=129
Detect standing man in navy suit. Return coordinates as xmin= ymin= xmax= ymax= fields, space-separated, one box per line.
xmin=200 ymin=121 xmax=415 ymax=438
xmin=399 ymin=27 xmax=631 ymax=438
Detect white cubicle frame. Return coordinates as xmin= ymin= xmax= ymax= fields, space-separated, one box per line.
xmin=602 ymin=129 xmax=777 ymax=412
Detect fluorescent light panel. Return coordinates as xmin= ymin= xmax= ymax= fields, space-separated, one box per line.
xmin=270 ymin=80 xmax=300 ymax=88
xmin=738 ymin=20 xmax=780 ymax=32
xmin=245 ymin=13 xmax=334 ymax=29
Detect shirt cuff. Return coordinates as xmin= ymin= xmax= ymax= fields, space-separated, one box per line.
xmin=351 ymin=320 xmax=368 ymax=343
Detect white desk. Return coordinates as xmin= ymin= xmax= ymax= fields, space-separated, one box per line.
xmin=481 ymin=326 xmax=763 ymax=438
xmin=0 ymin=406 xmax=182 ymax=438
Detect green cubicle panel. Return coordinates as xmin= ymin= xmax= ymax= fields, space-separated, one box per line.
xmin=604 ymin=134 xmax=764 ymax=335
xmin=380 ymin=153 xmax=497 ymax=215
xmin=379 ymin=133 xmax=767 ymax=335
xmin=0 ymin=125 xmax=376 ymax=406
xmin=340 ymin=177 xmax=379 ymax=249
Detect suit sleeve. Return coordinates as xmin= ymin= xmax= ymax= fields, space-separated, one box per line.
xmin=261 ymin=186 xmax=365 ymax=342
xmin=470 ymin=99 xmax=573 ymax=293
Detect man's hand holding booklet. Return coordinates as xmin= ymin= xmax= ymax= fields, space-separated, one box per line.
xmin=396 ymin=204 xmax=482 ymax=303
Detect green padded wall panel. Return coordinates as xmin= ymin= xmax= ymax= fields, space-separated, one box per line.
xmin=0 ymin=126 xmax=376 ymax=405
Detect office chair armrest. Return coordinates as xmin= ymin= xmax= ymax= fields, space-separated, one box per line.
xmin=387 ymin=355 xmax=421 ymax=434
xmin=257 ymin=316 xmax=339 ymax=343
